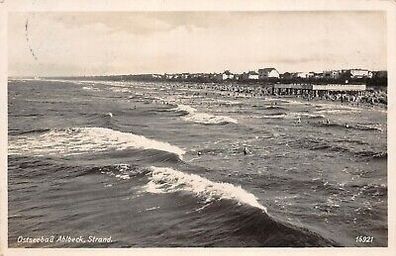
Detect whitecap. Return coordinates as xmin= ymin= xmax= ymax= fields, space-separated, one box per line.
xmin=82 ymin=86 xmax=101 ymax=92
xmin=145 ymin=166 xmax=267 ymax=212
xmin=173 ymin=104 xmax=238 ymax=125
xmin=8 ymin=127 xmax=185 ymax=158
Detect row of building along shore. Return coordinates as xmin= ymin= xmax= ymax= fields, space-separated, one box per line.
xmin=49 ymin=68 xmax=387 ymax=87
xmin=150 ymin=68 xmax=386 ymax=83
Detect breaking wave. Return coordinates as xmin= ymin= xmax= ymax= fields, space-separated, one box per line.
xmin=8 ymin=127 xmax=185 ymax=158
xmin=265 ymin=105 xmax=287 ymax=110
xmin=312 ymin=122 xmax=383 ymax=132
xmin=315 ymin=109 xmax=356 ymax=115
xmin=173 ymin=104 xmax=238 ymax=125
xmin=291 ymin=137 xmax=386 ymax=159
xmin=93 ymin=164 xmax=336 ymax=246
xmin=145 ymin=166 xmax=267 ymax=212
xmin=355 ymin=151 xmax=387 ymax=160
xmin=261 ymin=112 xmax=324 ymax=120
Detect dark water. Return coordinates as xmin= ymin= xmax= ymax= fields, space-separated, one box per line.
xmin=8 ymin=79 xmax=387 ymax=247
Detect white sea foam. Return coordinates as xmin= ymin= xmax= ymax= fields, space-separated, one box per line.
xmin=289 ymin=112 xmax=325 ymax=119
xmin=145 ymin=166 xmax=267 ymax=212
xmin=261 ymin=114 xmax=287 ymax=119
xmin=315 ymin=109 xmax=356 ymax=114
xmin=101 ymin=164 xmax=134 ymax=180
xmin=82 ymin=86 xmax=101 ymax=92
xmin=8 ymin=127 xmax=185 ymax=157
xmin=110 ymin=87 xmax=131 ymax=93
xmin=145 ymin=206 xmax=160 ymax=211
xmin=174 ymin=104 xmax=238 ymax=125
xmin=261 ymin=112 xmax=324 ymax=120
xmin=184 ymin=112 xmax=238 ymax=125
xmin=174 ymin=104 xmax=197 ymax=114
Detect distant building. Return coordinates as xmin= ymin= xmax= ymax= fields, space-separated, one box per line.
xmin=307 ymin=72 xmax=315 ymax=78
xmin=247 ymin=71 xmax=259 ymax=80
xmin=323 ymin=70 xmax=341 ymax=79
xmin=222 ymin=70 xmax=234 ymax=80
xmin=152 ymin=74 xmax=162 ymax=79
xmin=338 ymin=69 xmax=373 ymax=79
xmin=295 ymin=72 xmax=309 ymax=79
xmin=164 ymin=73 xmax=173 ymax=79
xmin=181 ymin=73 xmax=190 ymax=80
xmin=258 ymin=68 xmax=280 ymax=79
xmin=350 ymin=69 xmax=372 ymax=78
xmin=314 ymin=72 xmax=324 ymax=79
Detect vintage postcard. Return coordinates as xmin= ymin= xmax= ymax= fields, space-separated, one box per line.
xmin=1 ymin=0 xmax=395 ymax=256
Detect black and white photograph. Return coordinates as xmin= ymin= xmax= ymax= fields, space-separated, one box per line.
xmin=1 ymin=0 xmax=395 ymax=254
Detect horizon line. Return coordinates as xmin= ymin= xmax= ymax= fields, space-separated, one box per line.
xmin=8 ymin=68 xmax=388 ymax=78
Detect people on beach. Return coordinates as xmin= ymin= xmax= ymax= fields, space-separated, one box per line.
xmin=171 ymin=81 xmax=386 ymax=108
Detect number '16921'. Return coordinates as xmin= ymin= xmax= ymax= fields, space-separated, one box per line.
xmin=355 ymin=236 xmax=374 ymax=243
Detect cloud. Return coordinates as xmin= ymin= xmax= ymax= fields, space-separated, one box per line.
xmin=8 ymin=11 xmax=386 ymax=76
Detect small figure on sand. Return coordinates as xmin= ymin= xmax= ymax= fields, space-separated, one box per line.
xmin=243 ymin=146 xmax=249 ymax=155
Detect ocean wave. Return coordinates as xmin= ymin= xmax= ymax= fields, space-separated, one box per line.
xmin=82 ymin=86 xmax=101 ymax=92
xmin=145 ymin=166 xmax=266 ymax=212
xmin=291 ymin=137 xmax=386 ymax=159
xmin=8 ymin=127 xmax=185 ymax=158
xmin=312 ymin=121 xmax=383 ymax=132
xmin=290 ymin=112 xmax=325 ymax=119
xmin=110 ymin=87 xmax=131 ymax=93
xmin=333 ymin=138 xmax=369 ymax=145
xmin=92 ymin=163 xmax=149 ymax=180
xmin=142 ymin=166 xmax=337 ymax=246
xmin=173 ymin=104 xmax=238 ymax=125
xmin=174 ymin=104 xmax=197 ymax=115
xmin=354 ymin=124 xmax=384 ymax=132
xmin=355 ymin=151 xmax=387 ymax=160
xmin=13 ymin=128 xmax=51 ymax=135
xmin=265 ymin=106 xmax=287 ymax=110
xmin=315 ymin=103 xmax=361 ymax=112
xmin=194 ymin=199 xmax=338 ymax=246
xmin=261 ymin=112 xmax=324 ymax=120
xmin=315 ymin=109 xmax=355 ymax=114
xmin=261 ymin=113 xmax=287 ymax=119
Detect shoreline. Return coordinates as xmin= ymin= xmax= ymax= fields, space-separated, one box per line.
xmin=168 ymin=81 xmax=387 ymax=110
xmin=10 ymin=78 xmax=387 ymax=110
xmin=272 ymin=95 xmax=387 ymax=112
xmin=271 ymin=94 xmax=387 ymax=110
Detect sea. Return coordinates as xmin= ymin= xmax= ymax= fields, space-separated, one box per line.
xmin=7 ymin=79 xmax=387 ymax=247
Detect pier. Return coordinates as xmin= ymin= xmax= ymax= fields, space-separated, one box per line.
xmin=272 ymin=83 xmax=366 ymax=96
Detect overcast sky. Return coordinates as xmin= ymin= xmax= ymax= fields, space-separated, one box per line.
xmin=8 ymin=11 xmax=386 ymax=76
